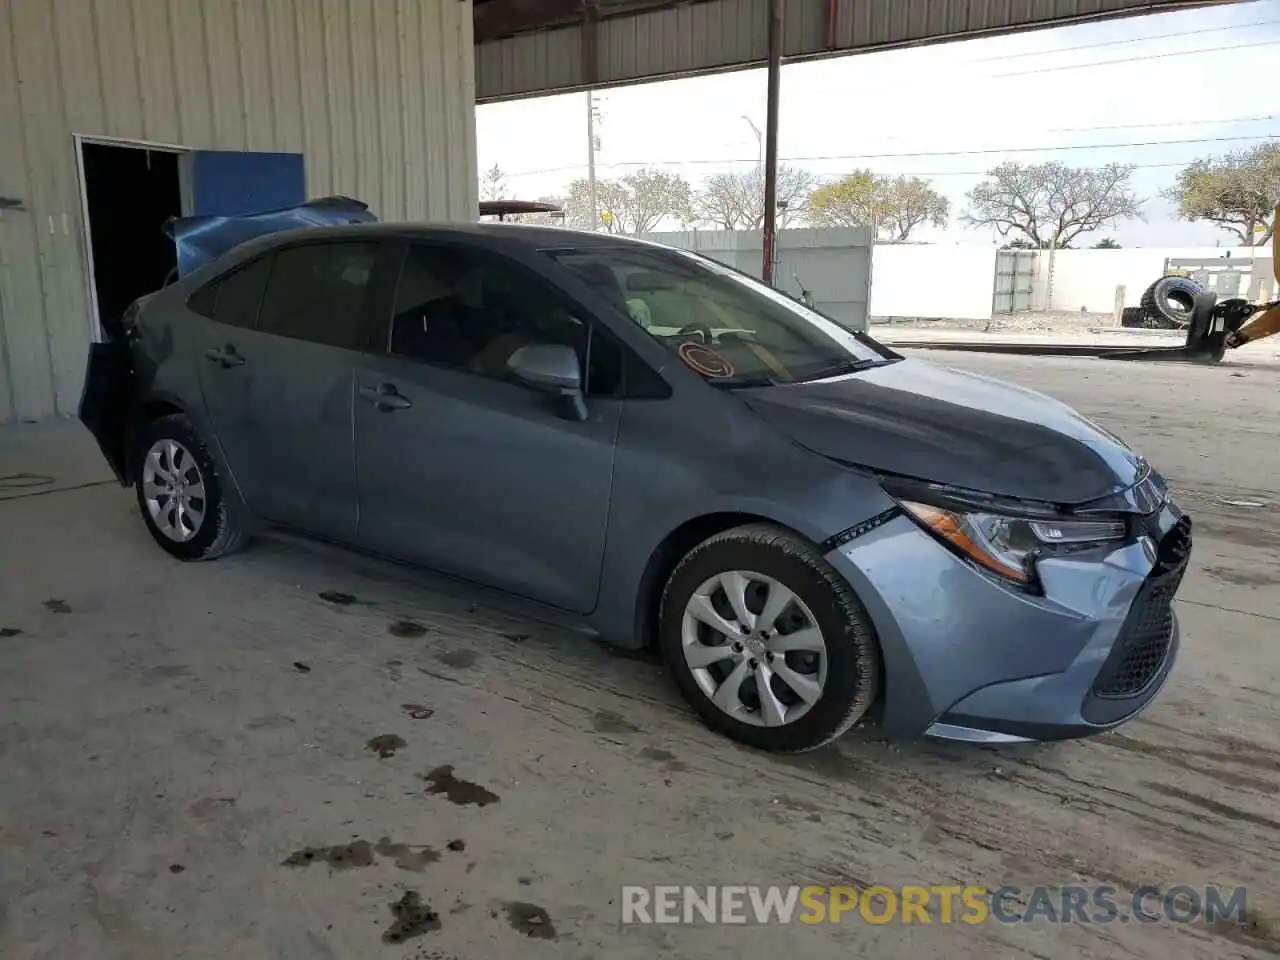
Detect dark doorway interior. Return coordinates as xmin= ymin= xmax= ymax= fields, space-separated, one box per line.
xmin=82 ymin=143 xmax=182 ymax=336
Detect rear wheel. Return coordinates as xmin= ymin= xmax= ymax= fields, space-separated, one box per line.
xmin=133 ymin=414 xmax=248 ymax=561
xmin=658 ymin=523 xmax=880 ymax=752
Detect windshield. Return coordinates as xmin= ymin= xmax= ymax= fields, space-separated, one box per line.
xmin=549 ymin=245 xmax=894 ymax=386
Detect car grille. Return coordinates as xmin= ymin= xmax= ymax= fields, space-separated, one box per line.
xmin=1092 ymin=519 xmax=1191 ymax=700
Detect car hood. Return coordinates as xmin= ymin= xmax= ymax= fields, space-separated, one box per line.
xmin=736 ymin=358 xmax=1145 ymax=505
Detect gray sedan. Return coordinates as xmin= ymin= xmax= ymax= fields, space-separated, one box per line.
xmin=80 ymin=222 xmax=1191 ymax=752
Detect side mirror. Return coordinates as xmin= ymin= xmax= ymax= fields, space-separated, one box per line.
xmin=507 ymin=343 xmax=587 ymax=421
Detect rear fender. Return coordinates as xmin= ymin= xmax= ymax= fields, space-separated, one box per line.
xmin=78 ymin=341 xmax=136 ymax=485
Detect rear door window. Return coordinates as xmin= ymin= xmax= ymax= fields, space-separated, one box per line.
xmin=257 ymin=242 xmax=378 ymax=350
xmin=190 ymin=255 xmax=273 ymax=328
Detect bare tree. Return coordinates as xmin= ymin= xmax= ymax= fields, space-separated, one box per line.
xmin=808 ymin=170 xmax=949 ymax=240
xmin=480 ymin=163 xmax=508 ymax=202
xmin=692 ymin=165 xmax=815 ymax=230
xmin=1164 ymin=142 xmax=1280 ymax=244
xmin=563 ymin=169 xmax=692 ymax=233
xmin=963 ymin=161 xmax=1142 ymax=248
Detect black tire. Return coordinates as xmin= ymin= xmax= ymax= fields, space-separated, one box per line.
xmin=132 ymin=413 xmax=249 ymax=561
xmin=658 ymin=523 xmax=881 ymax=753
xmin=1140 ymin=275 xmax=1202 ymax=328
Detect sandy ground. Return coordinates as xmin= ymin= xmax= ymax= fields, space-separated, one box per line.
xmin=1 ymin=353 xmax=1278 ymax=960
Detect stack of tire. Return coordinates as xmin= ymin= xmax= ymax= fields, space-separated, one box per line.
xmin=1120 ymin=275 xmax=1204 ymax=329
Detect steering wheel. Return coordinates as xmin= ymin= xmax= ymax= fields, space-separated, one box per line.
xmin=676 ymin=322 xmax=715 ymax=344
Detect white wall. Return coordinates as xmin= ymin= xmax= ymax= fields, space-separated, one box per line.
xmin=643 ymin=227 xmax=874 ymax=330
xmin=1040 ymin=247 xmax=1275 ymax=314
xmin=869 ymin=245 xmax=997 ymax=321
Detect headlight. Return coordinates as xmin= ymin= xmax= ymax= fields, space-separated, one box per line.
xmin=899 ymin=500 xmax=1127 ymax=585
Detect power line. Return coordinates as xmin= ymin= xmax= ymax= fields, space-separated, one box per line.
xmin=971 ymin=18 xmax=1280 ymax=62
xmin=987 ymin=37 xmax=1280 ymax=78
xmin=501 ymin=132 xmax=1277 ymax=178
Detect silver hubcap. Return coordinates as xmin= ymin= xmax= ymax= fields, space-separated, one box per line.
xmin=141 ymin=439 xmax=206 ymax=543
xmin=681 ymin=570 xmax=828 ymax=727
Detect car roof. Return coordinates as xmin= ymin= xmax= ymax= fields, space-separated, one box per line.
xmin=243 ymin=220 xmax=670 ymax=254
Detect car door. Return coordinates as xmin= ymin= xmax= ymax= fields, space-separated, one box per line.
xmin=194 ymin=240 xmax=382 ymax=542
xmin=353 ymin=240 xmax=624 ymax=614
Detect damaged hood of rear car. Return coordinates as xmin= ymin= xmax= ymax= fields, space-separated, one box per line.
xmin=736 ymin=358 xmax=1147 ymax=505
xmin=164 ymin=196 xmax=377 ymax=277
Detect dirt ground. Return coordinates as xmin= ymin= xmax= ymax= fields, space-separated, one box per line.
xmin=1 ymin=352 xmax=1278 ymax=960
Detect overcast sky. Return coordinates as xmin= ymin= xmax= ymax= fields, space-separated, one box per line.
xmin=477 ymin=0 xmax=1280 ymax=247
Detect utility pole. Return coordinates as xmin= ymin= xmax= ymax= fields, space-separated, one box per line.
xmin=741 ymin=115 xmax=763 ymax=168
xmin=586 ymin=91 xmax=599 ymax=231
xmin=760 ymin=0 xmax=782 ymax=285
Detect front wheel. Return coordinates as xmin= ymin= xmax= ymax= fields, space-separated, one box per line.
xmin=658 ymin=524 xmax=881 ymax=752
xmin=133 ymin=413 xmax=249 ymax=561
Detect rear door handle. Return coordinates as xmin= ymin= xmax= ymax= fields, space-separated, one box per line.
xmin=204 ymin=346 xmax=245 ymax=368
xmin=359 ymin=383 xmax=412 ymax=411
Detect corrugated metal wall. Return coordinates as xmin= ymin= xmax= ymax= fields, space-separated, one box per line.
xmin=477 ymin=0 xmax=1228 ymax=101
xmin=0 ymin=0 xmax=477 ymax=424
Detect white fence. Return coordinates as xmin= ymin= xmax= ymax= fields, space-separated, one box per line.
xmin=1037 ymin=247 xmax=1275 ymax=314
xmin=870 ymin=245 xmax=997 ymax=321
xmin=641 ymin=227 xmax=874 ymax=330
xmin=637 ymin=228 xmax=1275 ymax=325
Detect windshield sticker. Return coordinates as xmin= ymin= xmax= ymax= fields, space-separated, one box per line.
xmin=677 ymin=342 xmax=735 ymax=378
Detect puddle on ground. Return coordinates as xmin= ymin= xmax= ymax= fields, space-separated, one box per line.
xmin=422 ymin=765 xmax=500 ymax=806
xmin=436 ymin=649 xmax=479 ymax=669
xmin=368 ymin=734 xmax=407 ymax=759
xmin=168 ymin=864 xmax=185 ymax=874
xmin=592 ymin=710 xmax=640 ymax=735
xmin=383 ymin=890 xmax=441 ymax=944
xmin=389 ymin=620 xmax=428 ymax=638
xmin=446 ymin=839 xmax=465 ymax=852
xmin=292 ymin=661 xmax=311 ymax=673
xmin=640 ymin=746 xmax=688 ymax=772
xmin=282 ymin=840 xmax=375 ymax=870
xmin=504 ymin=901 xmax=556 ymax=939
xmin=0 ymin=627 xmax=22 ymax=638
xmin=402 ymin=703 xmax=435 ymax=720
xmin=318 ymin=591 xmax=358 ymax=606
xmin=374 ymin=837 xmax=441 ymax=872
xmin=43 ymin=599 xmax=71 ymax=614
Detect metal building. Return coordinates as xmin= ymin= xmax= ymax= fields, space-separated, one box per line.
xmin=0 ymin=0 xmax=476 ymax=424
xmin=1 ymin=0 xmax=1235 ymax=424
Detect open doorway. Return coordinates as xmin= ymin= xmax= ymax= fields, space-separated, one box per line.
xmin=79 ymin=141 xmax=183 ymax=337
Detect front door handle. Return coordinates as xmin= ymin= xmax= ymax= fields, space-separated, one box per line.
xmin=204 ymin=345 xmax=245 ymax=368
xmin=359 ymin=383 xmax=412 ymax=411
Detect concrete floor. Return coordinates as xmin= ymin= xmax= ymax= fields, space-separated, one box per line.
xmin=1 ymin=352 xmax=1278 ymax=959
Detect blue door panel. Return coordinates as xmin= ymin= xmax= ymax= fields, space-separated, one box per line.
xmin=189 ymin=150 xmax=305 ymax=216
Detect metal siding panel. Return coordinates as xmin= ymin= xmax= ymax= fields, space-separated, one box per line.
xmin=0 ymin=0 xmax=53 ymax=421
xmin=203 ymin=0 xmax=246 ymax=147
xmin=437 ymin=0 xmax=466 ymax=219
xmin=396 ymin=0 xmax=425 ymax=218
xmin=321 ymin=0 xmax=357 ymax=200
xmin=7 ymin=0 xmax=77 ymax=419
xmin=168 ymin=0 xmax=215 ymax=145
xmin=294 ymin=0 xmax=333 ymax=197
xmin=374 ymin=0 xmax=404 ymax=220
xmin=418 ymin=0 xmax=450 ymax=219
xmin=52 ymin=0 xmax=108 ymax=134
xmin=266 ymin=0 xmax=305 ymax=154
xmin=132 ymin=0 xmax=180 ymax=141
xmin=453 ymin=0 xmax=478 ymax=223
xmin=236 ymin=0 xmax=274 ymax=149
xmin=92 ymin=0 xmax=145 ymax=138
xmin=348 ymin=0 xmax=380 ymax=214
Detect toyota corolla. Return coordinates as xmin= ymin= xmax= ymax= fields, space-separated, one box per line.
xmin=80 ymin=219 xmax=1191 ymax=752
